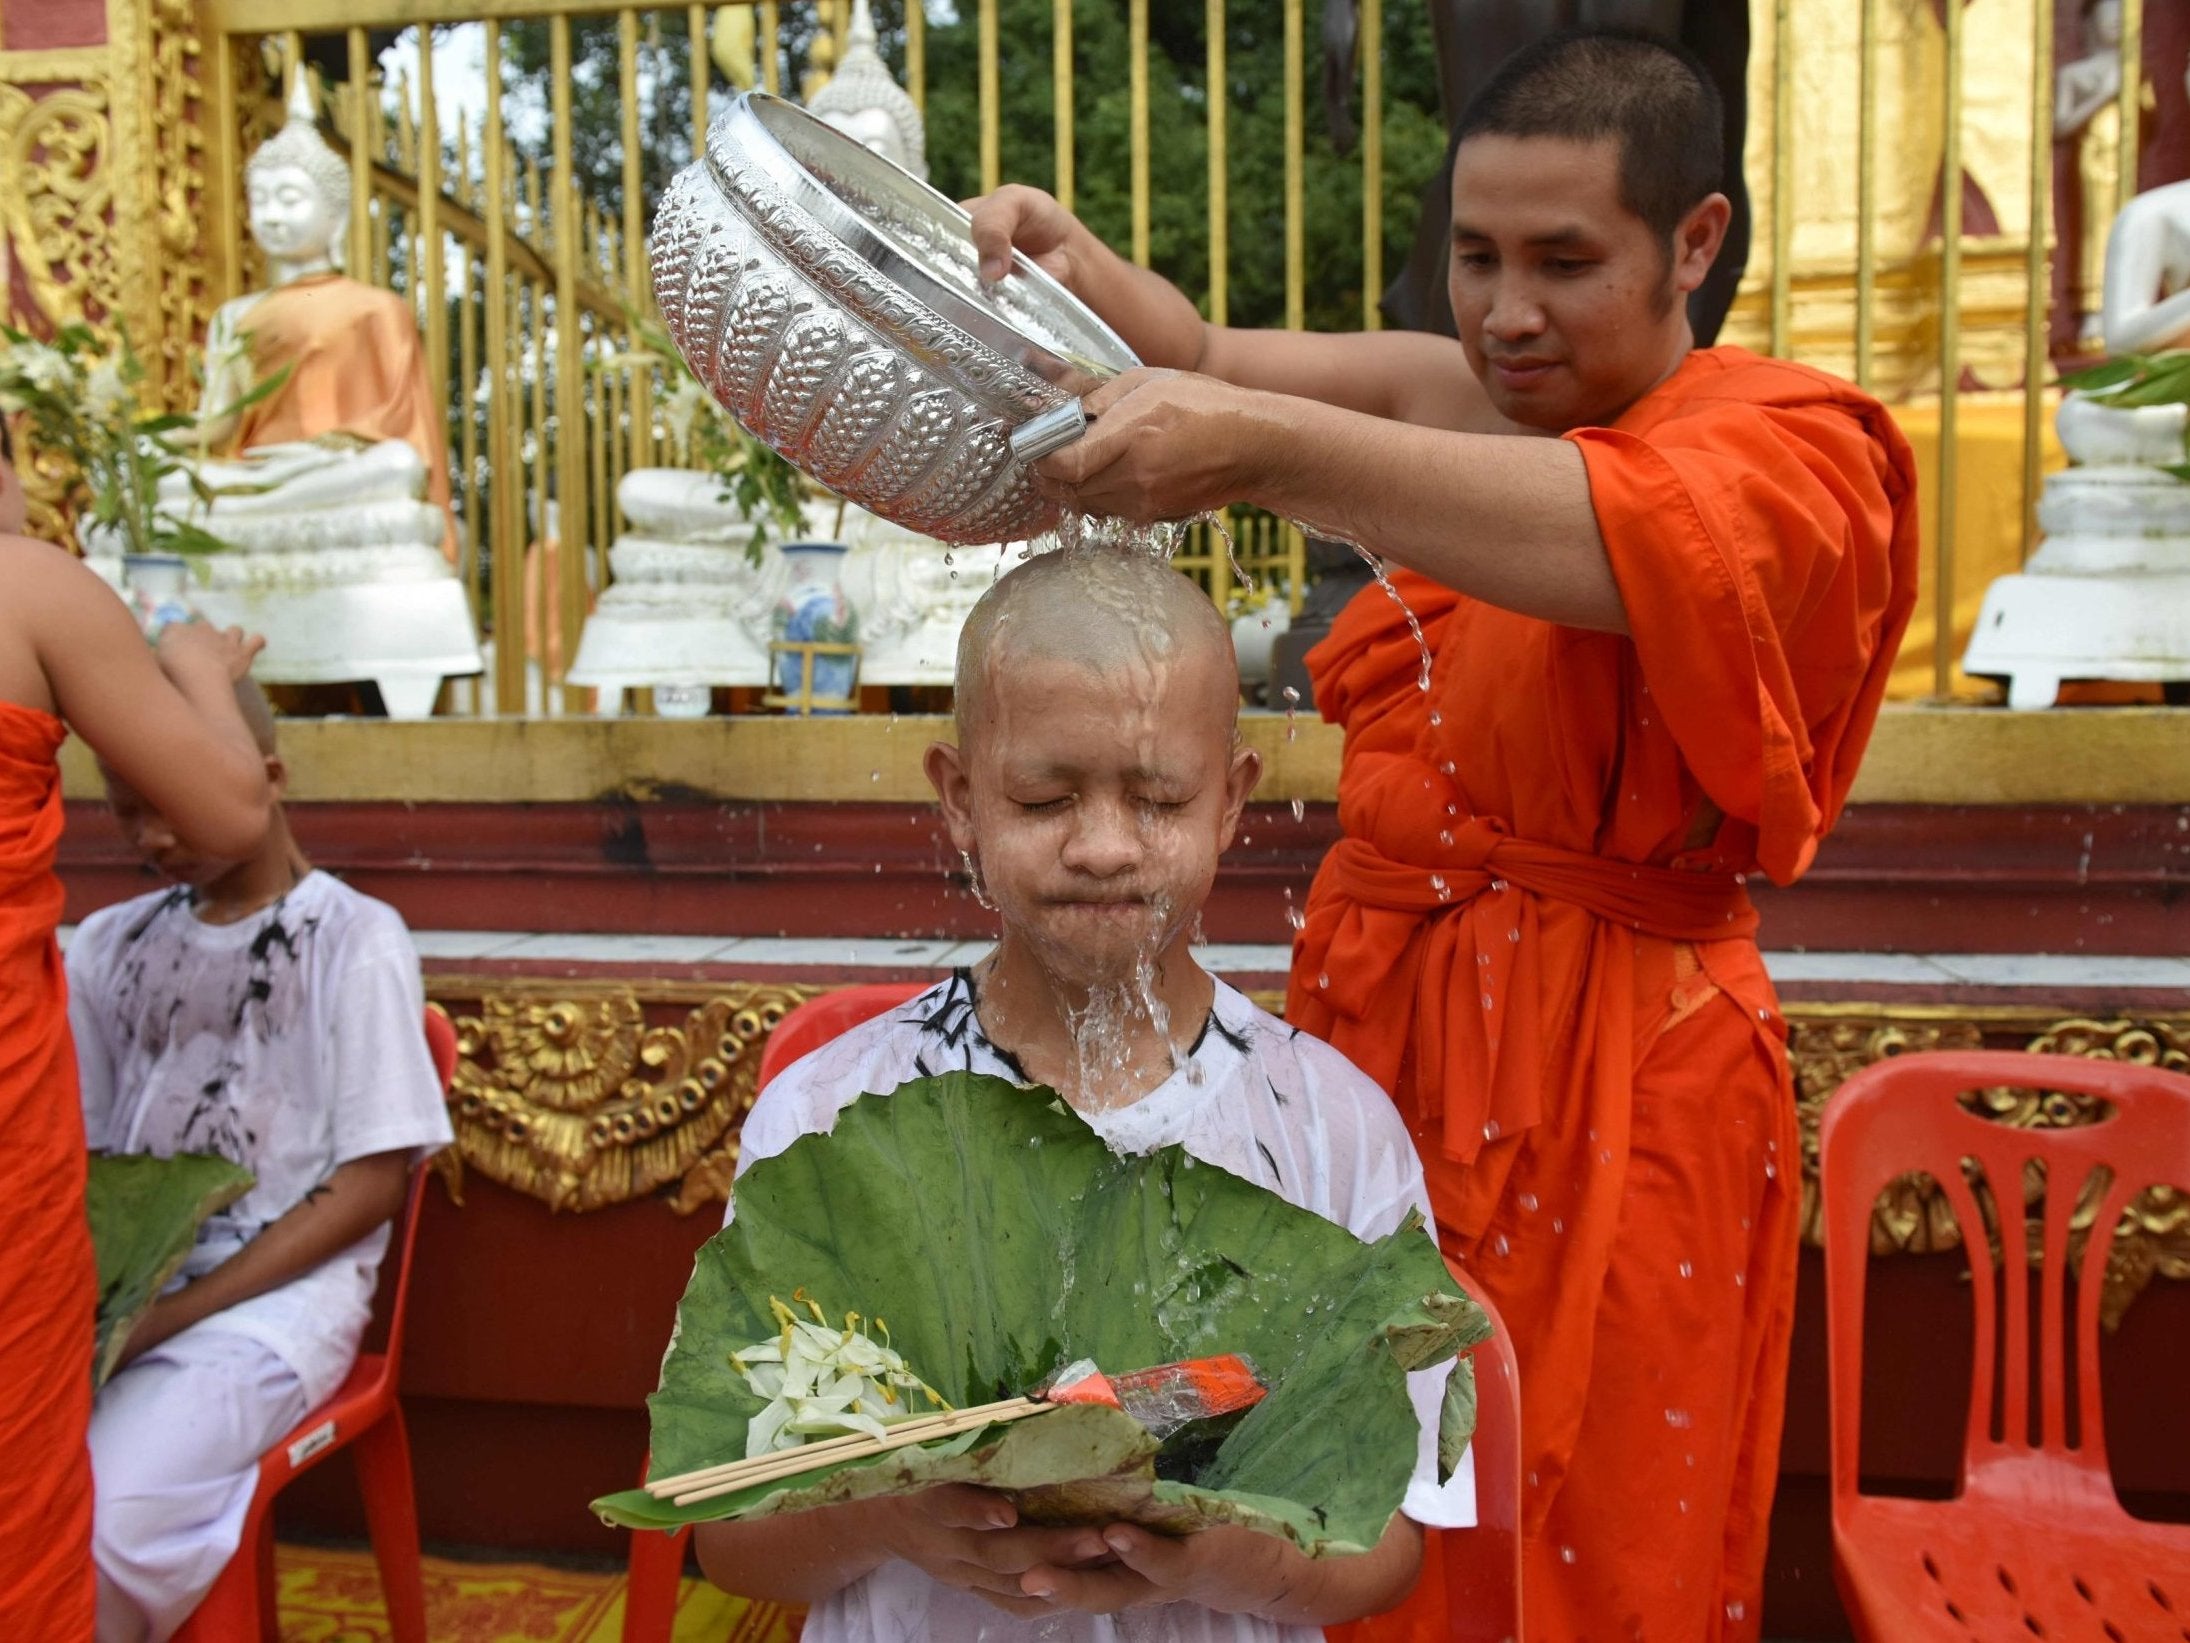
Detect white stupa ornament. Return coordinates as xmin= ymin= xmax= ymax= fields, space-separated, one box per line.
xmin=806 ymin=0 xmax=926 ymax=180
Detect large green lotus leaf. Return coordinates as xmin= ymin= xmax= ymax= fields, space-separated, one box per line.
xmin=86 ymin=1152 xmax=256 ymax=1388
xmin=594 ymin=1073 xmax=1490 ymax=1556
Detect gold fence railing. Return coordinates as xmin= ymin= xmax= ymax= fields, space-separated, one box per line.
xmin=19 ymin=0 xmax=2157 ymax=712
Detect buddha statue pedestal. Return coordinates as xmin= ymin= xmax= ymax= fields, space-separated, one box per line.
xmin=1964 ymin=395 xmax=2190 ymax=707
xmin=568 ymin=469 xmax=788 ymax=711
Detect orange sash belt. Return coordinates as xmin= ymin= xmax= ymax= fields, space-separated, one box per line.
xmin=1292 ymin=820 xmax=1757 ymax=1167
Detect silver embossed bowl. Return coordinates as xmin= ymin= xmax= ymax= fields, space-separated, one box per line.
xmin=649 ymin=92 xmax=1140 ymax=546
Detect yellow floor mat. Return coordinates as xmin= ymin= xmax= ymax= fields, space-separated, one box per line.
xmin=273 ymin=1541 xmax=801 ymax=1642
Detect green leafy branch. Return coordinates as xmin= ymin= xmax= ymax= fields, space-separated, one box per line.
xmin=0 ymin=323 xmax=288 ymax=560
xmin=2061 ymin=350 xmax=2190 ymax=482
xmin=597 ymin=310 xmax=813 ymax=565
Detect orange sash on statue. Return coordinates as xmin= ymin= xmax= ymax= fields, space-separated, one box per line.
xmin=229 ymin=271 xmax=458 ymax=563
xmin=0 ymin=700 xmax=95 ymax=1637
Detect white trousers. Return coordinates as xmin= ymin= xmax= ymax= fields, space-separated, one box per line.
xmin=89 ymin=1326 xmax=309 ymax=1643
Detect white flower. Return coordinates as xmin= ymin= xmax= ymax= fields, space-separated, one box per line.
xmin=732 ymin=1298 xmax=949 ymax=1459
xmin=83 ymin=362 xmax=130 ymax=425
xmin=5 ymin=342 xmax=71 ymax=396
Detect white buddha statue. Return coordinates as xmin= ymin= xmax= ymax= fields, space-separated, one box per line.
xmin=806 ymin=0 xmax=926 ymax=180
xmin=1964 ymin=124 xmax=2190 ymax=706
xmin=132 ymin=84 xmax=480 ymax=717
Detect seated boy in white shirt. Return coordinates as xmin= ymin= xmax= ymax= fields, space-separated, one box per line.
xmin=65 ymin=680 xmax=454 ymax=1643
xmin=696 ymin=547 xmax=1473 ymax=1643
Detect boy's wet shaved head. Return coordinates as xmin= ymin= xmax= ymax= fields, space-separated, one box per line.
xmin=954 ymin=547 xmax=1236 ymax=738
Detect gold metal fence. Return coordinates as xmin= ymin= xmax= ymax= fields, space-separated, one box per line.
xmin=156 ymin=0 xmax=2118 ymax=710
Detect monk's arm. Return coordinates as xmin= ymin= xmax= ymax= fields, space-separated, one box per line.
xmin=14 ymin=542 xmax=272 ymax=858
xmin=1039 ymin=377 xmax=1626 ymax=634
xmin=964 ymin=185 xmax=1498 ymax=431
xmin=121 ymin=1149 xmax=410 ymax=1364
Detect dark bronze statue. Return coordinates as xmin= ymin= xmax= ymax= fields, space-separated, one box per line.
xmin=1321 ymin=0 xmax=1751 ymax=343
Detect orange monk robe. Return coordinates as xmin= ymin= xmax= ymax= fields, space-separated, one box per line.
xmin=1303 ymin=347 xmax=1918 ymax=1643
xmin=0 ymin=701 xmax=96 ymax=1637
xmin=228 ymin=271 xmax=459 ymax=564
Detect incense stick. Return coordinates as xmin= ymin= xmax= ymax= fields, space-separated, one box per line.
xmin=644 ymin=1400 xmax=999 ymax=1498
xmin=663 ymin=1398 xmax=1051 ymax=1507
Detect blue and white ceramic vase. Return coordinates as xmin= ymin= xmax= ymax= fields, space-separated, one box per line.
xmin=771 ymin=540 xmax=860 ymax=714
xmin=121 ymin=553 xmax=198 ymax=643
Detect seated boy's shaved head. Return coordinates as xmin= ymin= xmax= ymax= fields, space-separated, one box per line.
xmin=233 ymin=678 xmax=279 ymax=758
xmin=954 ymin=546 xmax=1235 ymax=737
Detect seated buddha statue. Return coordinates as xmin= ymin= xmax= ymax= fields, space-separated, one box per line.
xmin=2058 ymin=75 xmax=2190 ymax=469
xmin=161 ymin=84 xmax=454 ymax=563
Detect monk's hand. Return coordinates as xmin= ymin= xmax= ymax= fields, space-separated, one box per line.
xmin=1035 ymin=369 xmax=1273 ymax=523
xmin=964 ymin=183 xmax=1091 ymax=287
xmin=856 ymin=1485 xmax=1120 ymax=1618
xmin=1019 ymin=1522 xmax=1293 ymax=1616
xmin=157 ymin=621 xmax=265 ymax=683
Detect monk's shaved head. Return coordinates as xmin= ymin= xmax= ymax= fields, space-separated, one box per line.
xmin=954 ymin=547 xmax=1236 ymax=740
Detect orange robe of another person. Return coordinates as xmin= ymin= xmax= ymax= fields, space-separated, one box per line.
xmin=227 ymin=271 xmax=458 ymax=563
xmin=0 ymin=701 xmax=96 ymax=1637
xmin=1303 ymin=347 xmax=1918 ymax=1643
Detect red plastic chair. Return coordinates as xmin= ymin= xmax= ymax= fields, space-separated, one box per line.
xmin=624 ymin=982 xmax=924 ymax=1641
xmin=1821 ymin=1049 xmax=2190 ymax=1641
xmin=173 ymin=1007 xmax=459 ymax=1643
xmin=1438 ymin=1261 xmax=1523 ymax=1643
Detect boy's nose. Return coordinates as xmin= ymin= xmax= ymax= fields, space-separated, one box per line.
xmin=1059 ymin=802 xmax=1141 ymax=877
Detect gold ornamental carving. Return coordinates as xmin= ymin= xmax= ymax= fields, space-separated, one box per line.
xmin=443 ymin=984 xmax=821 ymax=1214
xmin=1789 ymin=1011 xmax=2190 ymax=1327
xmin=0 ymin=81 xmax=117 ymax=330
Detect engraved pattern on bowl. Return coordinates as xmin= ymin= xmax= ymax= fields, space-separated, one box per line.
xmin=648 ymin=92 xmax=1139 ymax=545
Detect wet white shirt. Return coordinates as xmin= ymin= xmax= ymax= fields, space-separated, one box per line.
xmin=68 ymin=871 xmax=452 ymax=1406
xmin=732 ymin=969 xmax=1476 ymax=1643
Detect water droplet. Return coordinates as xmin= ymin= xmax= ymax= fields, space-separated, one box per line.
xmin=1432 ymin=874 xmax=1451 ymax=900
xmin=1734 ymin=1272 xmax=1746 ymax=1288
xmin=1678 ymin=1260 xmax=1694 ymax=1279
xmin=1507 ymin=928 xmax=1521 ymax=943
xmin=869 ymin=770 xmax=880 ymax=783
xmin=1665 ymin=1408 xmax=1692 ymax=1429
xmin=1764 ymin=1163 xmax=1777 ymax=1180
xmin=1678 ymin=1498 xmax=1690 ymax=1513
xmin=1492 ymin=1232 xmax=1511 ymax=1257
xmin=1317 ymin=971 xmax=1330 ymax=990
xmin=1490 ymin=878 xmax=1509 ymax=893
xmin=1481 ymin=993 xmax=1495 ymax=1010
xmin=1599 ymin=1148 xmax=1613 ymax=1165
xmin=1290 ymin=797 xmax=1305 ymax=823
xmin=1559 ymin=1545 xmax=1577 ymax=1565
xmin=1725 ymin=1601 xmax=1746 ymax=1622
xmin=1476 ymin=952 xmax=1490 ymax=966
xmin=1482 ymin=1120 xmax=1502 ymax=1141
xmin=1429 ymin=709 xmax=1444 ymax=728
xmin=1527 ymin=1469 xmax=1540 ymax=1488
xmin=1550 ymin=1216 xmax=1565 ymax=1234
xmin=1517 ymin=1191 xmax=1539 ymax=1213
xmin=1439 ymin=829 xmax=1455 ymax=847
xmin=1437 ymin=758 xmax=1456 ymax=777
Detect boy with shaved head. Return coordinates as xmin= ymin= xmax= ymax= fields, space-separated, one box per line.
xmin=973 ymin=25 xmax=1919 ymax=1640
xmin=67 ymin=679 xmax=451 ymax=1642
xmin=696 ymin=545 xmax=1474 ymax=1641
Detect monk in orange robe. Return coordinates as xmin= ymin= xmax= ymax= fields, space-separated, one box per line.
xmin=0 ymin=439 xmax=273 ymax=1637
xmin=972 ymin=28 xmax=1916 ymax=1641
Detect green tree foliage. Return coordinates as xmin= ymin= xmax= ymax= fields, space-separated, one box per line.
xmin=490 ymin=1 xmax=1448 ymax=337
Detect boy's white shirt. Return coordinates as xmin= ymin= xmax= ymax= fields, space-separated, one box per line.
xmin=730 ymin=968 xmax=1476 ymax=1643
xmin=68 ymin=870 xmax=453 ymax=1407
